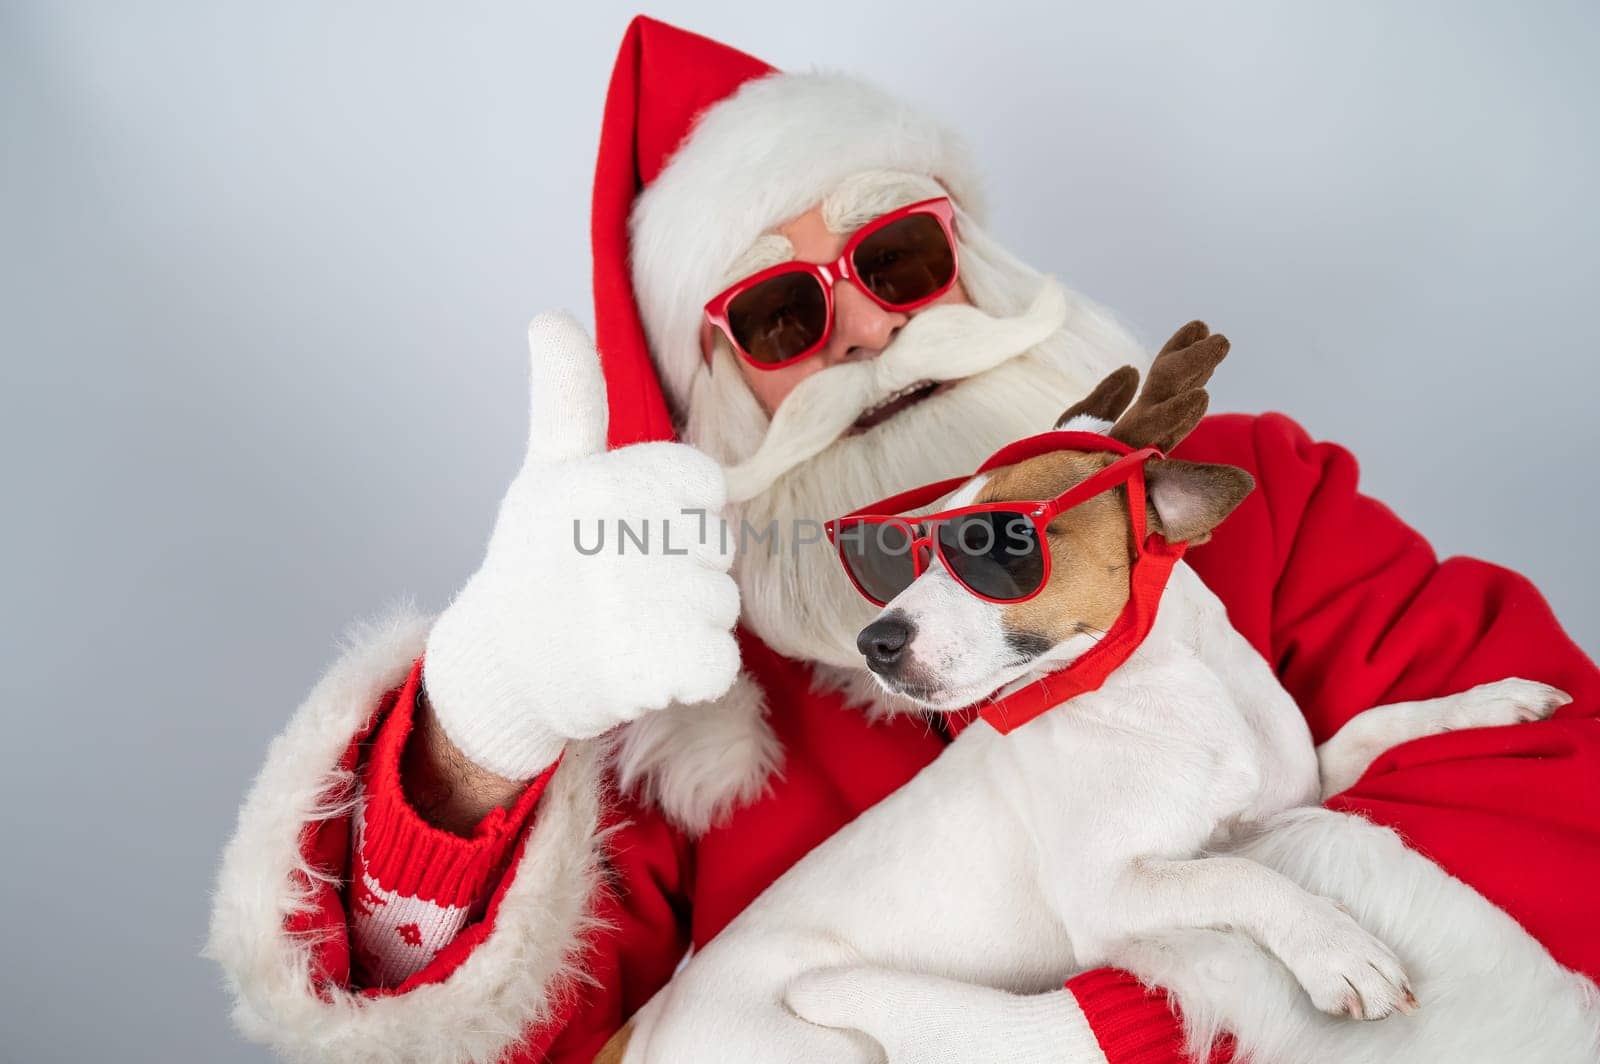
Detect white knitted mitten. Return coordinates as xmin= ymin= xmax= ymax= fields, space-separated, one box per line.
xmin=423 ymin=313 xmax=740 ymax=780
xmin=786 ymin=966 xmax=1109 ymax=1064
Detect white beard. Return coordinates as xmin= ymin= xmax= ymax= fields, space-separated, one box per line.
xmin=722 ymin=280 xmax=1145 ymax=680
xmin=723 ymin=281 xmax=1069 ymax=503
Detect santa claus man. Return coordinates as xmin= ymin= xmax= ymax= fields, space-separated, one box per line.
xmin=208 ymin=16 xmax=1600 ymax=1064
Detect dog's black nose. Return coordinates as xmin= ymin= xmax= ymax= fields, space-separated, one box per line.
xmin=858 ymin=615 xmax=914 ymax=674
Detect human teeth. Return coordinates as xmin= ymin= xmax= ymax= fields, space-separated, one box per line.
xmin=862 ymin=380 xmax=933 ymax=418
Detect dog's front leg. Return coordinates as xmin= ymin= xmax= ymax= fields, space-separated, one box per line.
xmin=1111 ymin=809 xmax=1600 ymax=1064
xmin=1097 ymin=855 xmax=1415 ymax=1020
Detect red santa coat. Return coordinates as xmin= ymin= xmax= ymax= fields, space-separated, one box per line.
xmin=275 ymin=411 xmax=1600 ymax=1064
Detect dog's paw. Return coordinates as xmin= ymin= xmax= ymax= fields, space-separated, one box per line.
xmin=1280 ymin=899 xmax=1417 ymax=1021
xmin=1441 ymin=679 xmax=1570 ymax=731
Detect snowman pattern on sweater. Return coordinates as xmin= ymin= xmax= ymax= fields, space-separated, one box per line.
xmin=349 ymin=797 xmax=472 ymax=987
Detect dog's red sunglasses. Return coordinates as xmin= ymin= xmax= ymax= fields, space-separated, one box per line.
xmin=703 ymin=197 xmax=959 ymax=371
xmin=825 ymin=432 xmax=1163 ymax=607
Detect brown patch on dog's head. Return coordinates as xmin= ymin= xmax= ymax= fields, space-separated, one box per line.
xmin=973 ymin=450 xmax=1135 ymax=657
xmin=972 ymin=448 xmax=1254 ymax=660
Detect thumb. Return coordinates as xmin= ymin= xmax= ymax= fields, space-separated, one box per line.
xmin=785 ymin=966 xmax=907 ymax=1042
xmin=524 ymin=311 xmax=609 ymax=465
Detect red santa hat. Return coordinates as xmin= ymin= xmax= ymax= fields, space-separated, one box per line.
xmin=591 ymin=16 xmax=982 ymax=448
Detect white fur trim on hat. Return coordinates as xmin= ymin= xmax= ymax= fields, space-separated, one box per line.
xmin=629 ymin=71 xmax=983 ymax=420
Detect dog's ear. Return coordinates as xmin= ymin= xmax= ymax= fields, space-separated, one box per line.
xmin=1143 ymin=459 xmax=1254 ymax=544
xmin=1055 ymin=366 xmax=1140 ymax=431
xmin=1110 ymin=322 xmax=1229 ymax=452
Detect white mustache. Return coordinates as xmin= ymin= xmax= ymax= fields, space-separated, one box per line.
xmin=723 ymin=279 xmax=1069 ymax=503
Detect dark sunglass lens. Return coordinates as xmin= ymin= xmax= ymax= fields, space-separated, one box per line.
xmin=937 ymin=511 xmax=1044 ymax=601
xmin=726 ymin=271 xmax=829 ymax=364
xmin=837 ymin=521 xmax=918 ymax=605
xmin=852 ymin=213 xmax=956 ymax=308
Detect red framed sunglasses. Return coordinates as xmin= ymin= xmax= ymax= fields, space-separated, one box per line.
xmin=824 ymin=432 xmax=1163 ymax=606
xmin=704 ymin=197 xmax=959 ymax=371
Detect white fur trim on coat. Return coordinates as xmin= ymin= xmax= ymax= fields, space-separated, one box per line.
xmin=630 ymin=71 xmax=983 ymax=420
xmin=204 ymin=606 xmax=608 ymax=1064
xmin=611 ymin=670 xmax=783 ymax=837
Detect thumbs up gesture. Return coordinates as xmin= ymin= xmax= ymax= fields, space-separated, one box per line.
xmin=424 ymin=314 xmax=741 ymax=780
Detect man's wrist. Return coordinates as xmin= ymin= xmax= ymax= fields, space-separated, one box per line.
xmin=401 ymin=685 xmax=544 ymax=836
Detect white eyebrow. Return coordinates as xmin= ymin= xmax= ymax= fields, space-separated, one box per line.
xmin=822 ymin=170 xmax=946 ymax=233
xmin=717 ymin=170 xmax=947 ymax=298
xmin=717 ymin=232 xmax=796 ymax=291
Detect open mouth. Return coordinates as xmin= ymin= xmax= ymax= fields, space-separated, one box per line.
xmin=851 ymin=379 xmax=954 ymax=434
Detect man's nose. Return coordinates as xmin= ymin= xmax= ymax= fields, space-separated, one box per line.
xmin=829 ymin=279 xmax=908 ymax=362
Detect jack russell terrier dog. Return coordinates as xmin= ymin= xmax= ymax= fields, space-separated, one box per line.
xmin=608 ymin=326 xmax=1571 ymax=1063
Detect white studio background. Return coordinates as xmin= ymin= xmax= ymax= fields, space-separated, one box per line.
xmin=2 ymin=3 xmax=1596 ymax=1061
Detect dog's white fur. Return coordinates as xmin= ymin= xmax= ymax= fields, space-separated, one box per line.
xmin=1313 ymin=682 xmax=1563 ymax=800
xmin=619 ymin=548 xmax=1586 ymax=1062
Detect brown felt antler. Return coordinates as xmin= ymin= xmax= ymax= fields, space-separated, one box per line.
xmin=1054 ymin=365 xmax=1142 ymax=429
xmin=1106 ymin=321 xmax=1229 ymax=453
xmin=1050 ymin=322 xmax=1250 ymax=545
